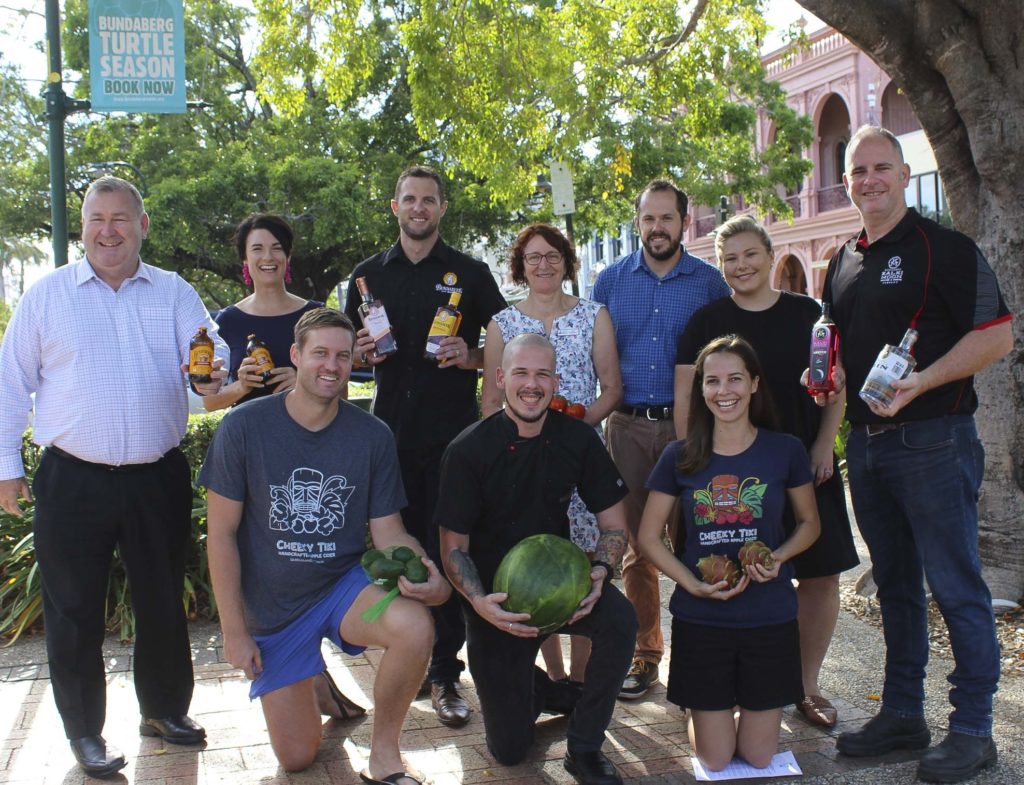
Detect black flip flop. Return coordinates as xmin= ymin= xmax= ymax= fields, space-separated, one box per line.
xmin=359 ymin=770 xmax=424 ymax=785
xmin=320 ymin=669 xmax=367 ymax=719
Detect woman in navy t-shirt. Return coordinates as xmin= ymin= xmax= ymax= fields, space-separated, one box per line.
xmin=638 ymin=335 xmax=820 ymax=772
xmin=203 ymin=214 xmax=322 ymax=411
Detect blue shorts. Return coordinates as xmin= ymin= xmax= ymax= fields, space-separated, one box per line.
xmin=249 ymin=567 xmax=371 ymax=700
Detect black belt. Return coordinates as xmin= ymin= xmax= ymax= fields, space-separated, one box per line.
xmin=47 ymin=445 xmax=168 ymax=472
xmin=855 ymin=422 xmax=903 ymax=437
xmin=617 ymin=404 xmax=674 ymax=421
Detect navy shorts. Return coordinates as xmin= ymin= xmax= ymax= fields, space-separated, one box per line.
xmin=666 ymin=618 xmax=802 ymax=711
xmin=249 ymin=567 xmax=370 ymax=700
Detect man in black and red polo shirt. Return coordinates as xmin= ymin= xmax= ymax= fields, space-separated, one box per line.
xmin=816 ymin=125 xmax=1012 ymax=784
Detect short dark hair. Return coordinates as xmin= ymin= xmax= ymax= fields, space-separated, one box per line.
xmin=634 ymin=178 xmax=688 ymax=219
xmin=293 ymin=307 xmax=356 ymax=350
xmin=394 ymin=165 xmax=446 ymax=203
xmin=507 ymin=223 xmax=578 ymax=286
xmin=233 ymin=213 xmax=294 ymax=261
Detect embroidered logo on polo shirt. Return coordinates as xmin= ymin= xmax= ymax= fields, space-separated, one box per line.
xmin=880 ymin=256 xmax=904 ymax=285
xmin=436 ymin=271 xmax=461 ymax=294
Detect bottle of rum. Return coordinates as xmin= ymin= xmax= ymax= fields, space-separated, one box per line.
xmin=356 ymin=277 xmax=398 ymax=358
xmin=188 ymin=326 xmax=214 ymax=384
xmin=245 ymin=333 xmax=275 ymax=383
xmin=859 ymin=328 xmax=918 ymax=408
xmin=423 ymin=291 xmax=463 ymax=364
xmin=806 ymin=302 xmax=840 ymax=396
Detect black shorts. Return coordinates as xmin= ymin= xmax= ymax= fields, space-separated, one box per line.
xmin=666 ymin=618 xmax=803 ymax=711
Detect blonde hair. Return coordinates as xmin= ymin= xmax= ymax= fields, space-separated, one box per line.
xmin=714 ymin=214 xmax=773 ymax=263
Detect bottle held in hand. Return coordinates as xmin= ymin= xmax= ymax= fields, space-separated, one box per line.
xmin=424 ymin=291 xmax=463 ymax=364
xmin=859 ymin=328 xmax=918 ymax=408
xmin=188 ymin=326 xmax=214 ymax=384
xmin=356 ymin=277 xmax=398 ymax=358
xmin=807 ymin=302 xmax=840 ymax=396
xmin=245 ymin=334 xmax=275 ymax=383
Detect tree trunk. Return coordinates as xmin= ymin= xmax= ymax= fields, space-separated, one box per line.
xmin=797 ymin=0 xmax=1024 ymax=603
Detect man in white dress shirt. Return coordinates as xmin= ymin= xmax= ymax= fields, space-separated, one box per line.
xmin=0 ymin=176 xmax=227 ymax=777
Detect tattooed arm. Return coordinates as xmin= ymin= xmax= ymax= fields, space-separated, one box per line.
xmin=439 ymin=526 xmax=537 ymax=637
xmin=569 ymin=500 xmax=629 ymax=623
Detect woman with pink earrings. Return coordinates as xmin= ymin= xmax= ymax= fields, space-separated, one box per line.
xmin=202 ymin=214 xmax=323 ymax=411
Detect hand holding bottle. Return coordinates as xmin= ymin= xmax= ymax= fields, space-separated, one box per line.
xmin=864 ymin=371 xmax=928 ymax=418
xmin=436 ymin=336 xmax=471 ymax=368
xmin=801 ymin=362 xmax=846 ymax=408
xmin=355 ymin=327 xmax=388 ymax=366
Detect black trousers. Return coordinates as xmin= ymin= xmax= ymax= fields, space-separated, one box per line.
xmin=31 ymin=447 xmax=195 ymax=739
xmin=398 ymin=444 xmax=466 ymax=683
xmin=464 ymin=583 xmax=637 ymax=765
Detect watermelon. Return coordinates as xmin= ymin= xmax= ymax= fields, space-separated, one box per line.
xmin=492 ymin=534 xmax=592 ymax=634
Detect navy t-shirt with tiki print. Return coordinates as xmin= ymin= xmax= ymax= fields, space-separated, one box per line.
xmin=646 ymin=430 xmax=813 ymax=628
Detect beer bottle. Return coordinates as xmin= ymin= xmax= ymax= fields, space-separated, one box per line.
xmin=189 ymin=326 xmax=214 ymax=384
xmin=356 ymin=277 xmax=398 ymax=357
xmin=424 ymin=291 xmax=463 ymax=364
xmin=245 ymin=333 xmax=275 ymax=383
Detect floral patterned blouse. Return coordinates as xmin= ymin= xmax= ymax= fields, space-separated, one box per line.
xmin=492 ymin=298 xmax=605 ymax=551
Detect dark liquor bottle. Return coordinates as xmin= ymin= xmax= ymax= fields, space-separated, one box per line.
xmin=423 ymin=291 xmax=463 ymax=364
xmin=245 ymin=333 xmax=275 ymax=383
xmin=807 ymin=302 xmax=840 ymax=396
xmin=188 ymin=326 xmax=214 ymax=384
xmin=356 ymin=277 xmax=398 ymax=357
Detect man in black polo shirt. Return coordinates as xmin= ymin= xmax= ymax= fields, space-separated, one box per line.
xmin=814 ymin=126 xmax=1012 ymax=784
xmin=437 ymin=334 xmax=636 ymax=785
xmin=344 ymin=165 xmax=506 ymax=727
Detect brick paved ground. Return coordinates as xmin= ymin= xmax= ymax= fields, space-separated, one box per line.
xmin=5 ymin=551 xmax=1023 ymax=785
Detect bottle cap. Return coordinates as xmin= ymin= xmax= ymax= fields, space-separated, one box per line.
xmin=356 ymin=277 xmax=369 ymax=295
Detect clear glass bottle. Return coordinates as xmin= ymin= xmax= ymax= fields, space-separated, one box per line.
xmin=859 ymin=328 xmax=918 ymax=408
xmin=356 ymin=277 xmax=398 ymax=357
xmin=423 ymin=291 xmax=463 ymax=364
xmin=807 ymin=302 xmax=840 ymax=396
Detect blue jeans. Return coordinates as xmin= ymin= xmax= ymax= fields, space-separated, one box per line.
xmin=846 ymin=415 xmax=1000 ymax=736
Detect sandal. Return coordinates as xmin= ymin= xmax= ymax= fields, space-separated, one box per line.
xmin=359 ymin=769 xmax=426 ymax=785
xmin=319 ymin=669 xmax=367 ymax=720
xmin=797 ymin=694 xmax=838 ymax=728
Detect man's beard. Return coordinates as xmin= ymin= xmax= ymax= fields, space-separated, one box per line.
xmin=399 ymin=218 xmax=438 ymax=241
xmin=504 ymin=392 xmax=548 ymax=423
xmin=641 ymin=228 xmax=682 ymax=261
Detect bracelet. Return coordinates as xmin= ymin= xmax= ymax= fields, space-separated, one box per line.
xmin=590 ymin=560 xmax=615 ymax=586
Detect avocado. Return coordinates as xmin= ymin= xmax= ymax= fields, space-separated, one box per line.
xmin=361 ymin=549 xmax=386 ymax=571
xmin=369 ymin=558 xmax=406 ymax=581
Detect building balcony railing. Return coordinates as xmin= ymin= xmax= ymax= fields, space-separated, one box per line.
xmin=694 ymin=215 xmax=717 ymax=238
xmin=786 ymin=194 xmax=802 ymax=218
xmin=817 ymin=183 xmax=851 ymax=212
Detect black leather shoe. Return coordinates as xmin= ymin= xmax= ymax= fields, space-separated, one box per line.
xmin=563 ymin=749 xmax=622 ymax=785
xmin=917 ymin=732 xmax=997 ymax=783
xmin=69 ymin=735 xmax=127 ymax=778
xmin=836 ymin=711 xmax=931 ymax=757
xmin=139 ymin=715 xmax=207 ymax=745
xmin=430 ymin=681 xmax=471 ymax=728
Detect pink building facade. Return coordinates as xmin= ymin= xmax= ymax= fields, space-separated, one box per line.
xmin=579 ymin=26 xmax=944 ymax=300
xmin=686 ymin=26 xmax=929 ymax=298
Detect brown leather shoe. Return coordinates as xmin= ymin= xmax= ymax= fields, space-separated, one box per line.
xmin=430 ymin=680 xmax=471 ymax=727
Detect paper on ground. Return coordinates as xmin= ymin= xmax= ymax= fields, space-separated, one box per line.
xmin=692 ymin=750 xmax=802 ymax=781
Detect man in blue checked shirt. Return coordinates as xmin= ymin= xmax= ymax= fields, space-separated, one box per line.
xmin=592 ymin=179 xmax=730 ymax=700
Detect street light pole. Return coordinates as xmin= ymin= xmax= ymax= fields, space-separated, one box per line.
xmin=44 ymin=0 xmax=89 ymax=267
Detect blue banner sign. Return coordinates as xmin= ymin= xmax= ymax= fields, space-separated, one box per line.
xmin=89 ymin=0 xmax=186 ymax=113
